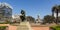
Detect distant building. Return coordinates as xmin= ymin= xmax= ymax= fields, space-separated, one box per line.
xmin=0 ymin=2 xmax=12 ymax=22
xmin=54 ymin=13 xmax=60 ymax=17
xmin=12 ymin=15 xmax=20 ymax=23
xmin=35 ymin=15 xmax=42 ymax=24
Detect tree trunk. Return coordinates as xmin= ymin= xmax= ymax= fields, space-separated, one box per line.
xmin=56 ymin=10 xmax=58 ymax=24
xmin=52 ymin=10 xmax=54 ymax=17
xmin=52 ymin=10 xmax=54 ymax=23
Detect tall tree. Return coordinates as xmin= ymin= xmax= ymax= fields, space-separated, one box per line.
xmin=52 ymin=5 xmax=60 ymax=24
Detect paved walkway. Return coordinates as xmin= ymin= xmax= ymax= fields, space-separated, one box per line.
xmin=0 ymin=24 xmax=50 ymax=30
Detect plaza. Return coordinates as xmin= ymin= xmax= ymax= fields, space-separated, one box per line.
xmin=0 ymin=0 xmax=60 ymax=30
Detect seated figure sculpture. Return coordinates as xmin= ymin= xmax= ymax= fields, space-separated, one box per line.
xmin=20 ymin=10 xmax=26 ymax=22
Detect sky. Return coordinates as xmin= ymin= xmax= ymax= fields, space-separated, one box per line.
xmin=0 ymin=0 xmax=60 ymax=19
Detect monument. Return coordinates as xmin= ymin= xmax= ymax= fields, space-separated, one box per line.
xmin=20 ymin=10 xmax=26 ymax=22
xmin=17 ymin=10 xmax=32 ymax=30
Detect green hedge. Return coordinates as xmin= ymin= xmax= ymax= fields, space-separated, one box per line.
xmin=0 ymin=26 xmax=7 ymax=30
xmin=0 ymin=22 xmax=10 ymax=24
xmin=50 ymin=26 xmax=60 ymax=30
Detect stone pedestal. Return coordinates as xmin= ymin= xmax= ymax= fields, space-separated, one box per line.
xmin=17 ymin=21 xmax=32 ymax=30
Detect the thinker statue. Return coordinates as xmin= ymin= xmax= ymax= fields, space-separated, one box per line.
xmin=20 ymin=10 xmax=26 ymax=22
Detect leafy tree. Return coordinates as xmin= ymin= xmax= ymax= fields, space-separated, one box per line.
xmin=26 ymin=16 xmax=35 ymax=23
xmin=43 ymin=15 xmax=55 ymax=24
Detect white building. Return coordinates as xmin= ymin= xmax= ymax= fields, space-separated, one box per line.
xmin=35 ymin=15 xmax=42 ymax=24
xmin=54 ymin=13 xmax=60 ymax=17
xmin=12 ymin=15 xmax=20 ymax=23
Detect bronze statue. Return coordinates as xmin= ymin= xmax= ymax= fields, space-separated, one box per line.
xmin=20 ymin=10 xmax=26 ymax=22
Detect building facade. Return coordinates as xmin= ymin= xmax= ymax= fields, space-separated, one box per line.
xmin=0 ymin=3 xmax=12 ymax=22
xmin=12 ymin=15 xmax=20 ymax=23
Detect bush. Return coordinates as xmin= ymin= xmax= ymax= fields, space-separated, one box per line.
xmin=0 ymin=26 xmax=7 ymax=30
xmin=50 ymin=26 xmax=60 ymax=30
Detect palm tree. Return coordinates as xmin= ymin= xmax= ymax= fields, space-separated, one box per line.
xmin=52 ymin=5 xmax=60 ymax=24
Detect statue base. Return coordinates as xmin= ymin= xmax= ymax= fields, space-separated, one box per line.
xmin=17 ymin=21 xmax=32 ymax=30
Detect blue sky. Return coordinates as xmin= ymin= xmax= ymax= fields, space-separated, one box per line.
xmin=0 ymin=0 xmax=60 ymax=19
